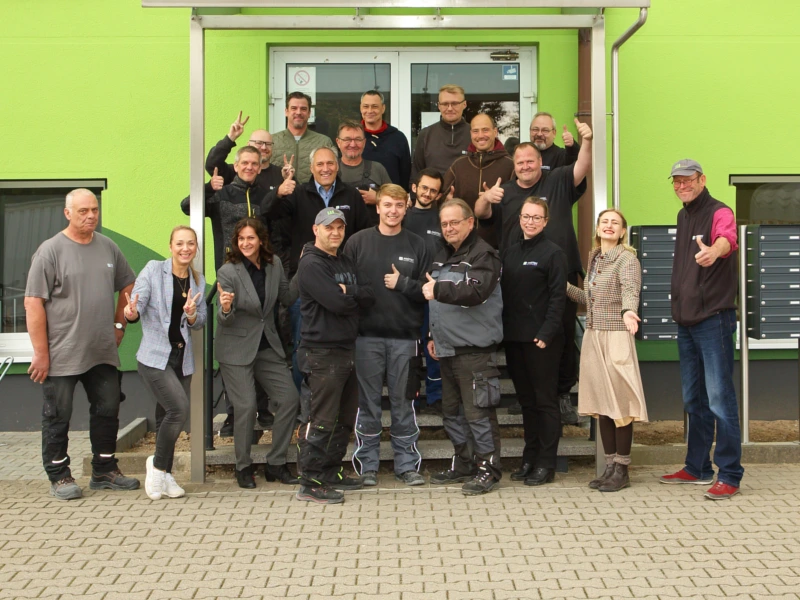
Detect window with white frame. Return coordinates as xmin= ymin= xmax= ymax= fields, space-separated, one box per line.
xmin=0 ymin=180 xmax=106 ymax=361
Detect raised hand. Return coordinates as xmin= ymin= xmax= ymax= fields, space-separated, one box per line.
xmin=183 ymin=291 xmax=202 ymax=318
xmin=384 ymin=264 xmax=401 ymax=290
xmin=623 ymin=311 xmax=641 ymax=335
xmin=562 ymin=124 xmax=575 ymax=147
xmin=278 ymin=177 xmax=296 ymax=197
xmin=228 ymin=111 xmax=250 ymax=141
xmin=281 ymin=154 xmax=295 ymax=180
xmin=694 ymin=236 xmax=718 ymax=267
xmin=445 ymin=185 xmax=455 ymax=201
xmin=575 ymin=118 xmax=592 ymax=142
xmin=422 ymin=272 xmax=436 ymax=300
xmin=481 ymin=177 xmax=504 ymax=204
xmin=217 ymin=282 xmax=235 ymax=314
xmin=210 ymin=167 xmax=224 ymax=191
xmin=123 ymin=292 xmax=139 ymax=321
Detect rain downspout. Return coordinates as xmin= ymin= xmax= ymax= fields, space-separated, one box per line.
xmin=611 ymin=7 xmax=648 ymax=211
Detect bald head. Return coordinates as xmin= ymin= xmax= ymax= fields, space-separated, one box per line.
xmin=247 ymin=129 xmax=274 ymax=163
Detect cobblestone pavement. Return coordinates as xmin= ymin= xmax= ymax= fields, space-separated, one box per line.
xmin=0 ymin=431 xmax=91 ymax=480
xmin=1 ymin=432 xmax=799 ymax=599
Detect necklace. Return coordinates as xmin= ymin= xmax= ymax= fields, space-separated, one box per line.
xmin=175 ymin=273 xmax=189 ymax=298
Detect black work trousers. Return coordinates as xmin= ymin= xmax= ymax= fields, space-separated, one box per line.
xmin=557 ymin=271 xmax=579 ymax=395
xmin=41 ymin=363 xmax=121 ymax=482
xmin=505 ymin=337 xmax=564 ymax=470
xmin=296 ymin=346 xmax=359 ymax=485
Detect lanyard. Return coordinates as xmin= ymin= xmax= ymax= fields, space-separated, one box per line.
xmin=246 ymin=188 xmax=252 ymax=217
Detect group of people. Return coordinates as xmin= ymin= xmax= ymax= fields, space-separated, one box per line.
xmin=25 ymin=84 xmax=744 ymax=505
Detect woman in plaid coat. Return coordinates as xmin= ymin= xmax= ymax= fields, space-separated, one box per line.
xmin=567 ymin=209 xmax=648 ymax=492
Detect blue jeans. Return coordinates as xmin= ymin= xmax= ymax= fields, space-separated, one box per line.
xmin=677 ymin=308 xmax=744 ymax=487
xmin=289 ymin=297 xmax=303 ymax=392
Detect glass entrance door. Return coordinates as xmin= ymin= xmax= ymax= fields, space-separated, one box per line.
xmin=271 ymin=47 xmax=537 ymax=147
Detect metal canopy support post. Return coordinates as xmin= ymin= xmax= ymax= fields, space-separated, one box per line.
xmin=739 ymin=224 xmax=750 ymax=444
xmin=590 ymin=15 xmax=607 ymax=475
xmin=189 ymin=15 xmax=207 ymax=483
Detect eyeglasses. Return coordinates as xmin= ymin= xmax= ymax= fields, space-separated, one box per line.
xmin=437 ymin=101 xmax=465 ymax=108
xmin=441 ymin=218 xmax=469 ymax=229
xmin=520 ymin=214 xmax=546 ymax=223
xmin=417 ymin=184 xmax=441 ymax=196
xmin=529 ymin=128 xmax=553 ymax=135
xmin=249 ymin=140 xmax=273 ymax=147
xmin=672 ymin=175 xmax=700 ymax=188
xmin=338 ymin=137 xmax=366 ymax=144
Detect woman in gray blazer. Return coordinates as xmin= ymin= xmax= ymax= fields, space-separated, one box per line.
xmin=216 ymin=217 xmax=300 ymax=488
xmin=124 ymin=225 xmax=207 ymax=501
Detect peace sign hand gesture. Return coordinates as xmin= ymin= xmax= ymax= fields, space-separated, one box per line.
xmin=183 ymin=291 xmax=202 ymax=320
xmin=217 ymin=282 xmax=235 ymax=314
xmin=281 ymin=154 xmax=296 ymax=180
xmin=123 ymin=292 xmax=139 ymax=321
xmin=228 ymin=111 xmax=250 ymax=142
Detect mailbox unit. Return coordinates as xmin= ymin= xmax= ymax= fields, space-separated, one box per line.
xmin=745 ymin=225 xmax=800 ymax=339
xmin=629 ymin=226 xmax=679 ymax=340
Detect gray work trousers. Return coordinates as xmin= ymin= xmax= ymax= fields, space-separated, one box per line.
xmin=219 ymin=347 xmax=300 ymax=471
xmin=352 ymin=336 xmax=421 ymax=476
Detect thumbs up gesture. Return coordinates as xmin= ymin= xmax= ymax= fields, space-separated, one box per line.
xmin=694 ymin=235 xmax=718 ymax=267
xmin=123 ymin=292 xmax=139 ymax=321
xmin=481 ymin=177 xmax=505 ymax=204
xmin=384 ymin=263 xmax=401 ymax=290
xmin=562 ymin=124 xmax=575 ymax=147
xmin=217 ymin=282 xmax=235 ymax=314
xmin=210 ymin=167 xmax=224 ymax=191
xmin=422 ymin=272 xmax=436 ymax=300
xmin=575 ymin=118 xmax=593 ymax=142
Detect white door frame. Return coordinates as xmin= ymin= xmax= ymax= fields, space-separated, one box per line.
xmin=270 ymin=46 xmax=537 ymax=140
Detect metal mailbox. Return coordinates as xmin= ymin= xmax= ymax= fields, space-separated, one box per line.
xmin=630 ymin=226 xmax=679 ymax=340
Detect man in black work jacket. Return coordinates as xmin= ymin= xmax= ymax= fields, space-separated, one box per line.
xmin=263 ymin=146 xmax=372 ymax=392
xmin=295 ymin=208 xmax=375 ymax=505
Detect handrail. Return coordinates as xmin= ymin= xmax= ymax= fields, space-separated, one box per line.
xmin=204 ymin=286 xmax=217 ymax=451
xmin=0 ymin=356 xmax=13 ymax=384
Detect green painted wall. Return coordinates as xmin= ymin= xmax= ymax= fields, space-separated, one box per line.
xmin=2 ymin=0 xmax=799 ymax=371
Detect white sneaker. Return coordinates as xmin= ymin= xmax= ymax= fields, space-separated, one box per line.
xmin=163 ymin=473 xmax=185 ymax=498
xmin=144 ymin=455 xmax=165 ymax=500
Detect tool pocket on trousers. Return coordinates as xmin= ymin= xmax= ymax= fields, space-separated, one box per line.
xmin=472 ymin=367 xmax=501 ymax=408
xmin=42 ymin=382 xmax=58 ymax=418
xmin=406 ymin=354 xmax=424 ymax=401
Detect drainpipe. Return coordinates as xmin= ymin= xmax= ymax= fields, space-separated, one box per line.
xmin=611 ymin=7 xmax=647 ymax=211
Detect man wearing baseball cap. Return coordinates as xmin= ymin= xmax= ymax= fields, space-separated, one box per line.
xmin=661 ymin=159 xmax=744 ymax=500
xmin=295 ymin=208 xmax=375 ymax=504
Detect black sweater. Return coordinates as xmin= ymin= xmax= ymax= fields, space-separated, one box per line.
xmin=343 ymin=227 xmax=430 ymax=339
xmin=501 ymin=232 xmax=568 ymax=344
xmin=403 ymin=206 xmax=444 ymax=262
xmin=362 ymin=122 xmax=412 ymax=192
xmin=296 ymin=243 xmax=375 ymax=349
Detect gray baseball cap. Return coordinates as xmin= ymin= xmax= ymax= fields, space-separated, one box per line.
xmin=669 ymin=159 xmax=703 ymax=178
xmin=315 ymin=207 xmax=347 ymax=226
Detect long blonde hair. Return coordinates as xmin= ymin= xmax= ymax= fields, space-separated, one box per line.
xmin=170 ymin=225 xmax=201 ymax=285
xmin=592 ymin=209 xmax=636 ymax=255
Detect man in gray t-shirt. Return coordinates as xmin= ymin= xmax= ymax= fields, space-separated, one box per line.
xmin=336 ymin=119 xmax=392 ymax=226
xmin=24 ymin=188 xmax=140 ymax=500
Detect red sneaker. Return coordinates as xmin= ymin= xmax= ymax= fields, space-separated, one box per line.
xmin=704 ymin=481 xmax=740 ymax=500
xmin=660 ymin=468 xmax=713 ymax=485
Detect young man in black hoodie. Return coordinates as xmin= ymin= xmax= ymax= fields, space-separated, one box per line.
xmin=344 ymin=184 xmax=430 ymax=487
xmin=295 ymin=208 xmax=375 ymax=504
xmin=403 ymin=168 xmax=446 ymax=415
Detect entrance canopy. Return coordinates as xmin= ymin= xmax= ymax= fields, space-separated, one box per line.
xmin=143 ymin=0 xmax=650 ymax=481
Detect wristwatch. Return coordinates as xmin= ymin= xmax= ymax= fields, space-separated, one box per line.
xmin=114 ymin=322 xmax=125 ymax=331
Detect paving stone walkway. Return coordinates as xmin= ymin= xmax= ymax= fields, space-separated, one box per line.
xmin=1 ymin=432 xmax=799 ymax=599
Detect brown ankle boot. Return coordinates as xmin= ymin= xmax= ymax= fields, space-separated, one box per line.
xmin=598 ymin=463 xmax=630 ymax=492
xmin=588 ymin=464 xmax=615 ymax=489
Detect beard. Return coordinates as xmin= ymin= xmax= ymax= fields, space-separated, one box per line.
xmin=533 ymin=140 xmax=547 ymax=151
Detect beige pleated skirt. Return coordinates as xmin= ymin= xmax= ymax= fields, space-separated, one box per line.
xmin=578 ymin=328 xmax=648 ymax=427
